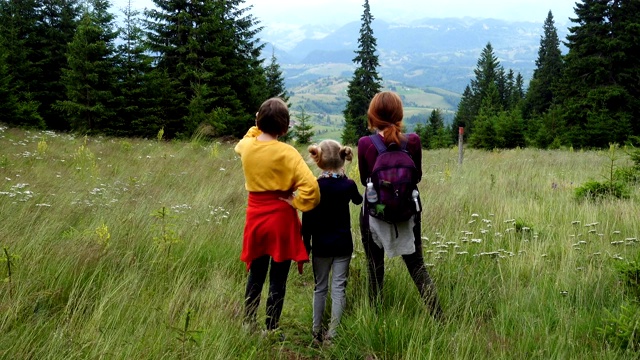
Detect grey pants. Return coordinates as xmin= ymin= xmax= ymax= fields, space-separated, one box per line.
xmin=312 ymin=255 xmax=351 ymax=338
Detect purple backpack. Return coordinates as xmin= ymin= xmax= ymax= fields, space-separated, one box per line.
xmin=367 ymin=134 xmax=420 ymax=223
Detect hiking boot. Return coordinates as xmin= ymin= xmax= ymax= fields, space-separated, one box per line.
xmin=312 ymin=331 xmax=323 ymax=347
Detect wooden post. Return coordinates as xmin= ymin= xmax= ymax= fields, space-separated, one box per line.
xmin=458 ymin=127 xmax=464 ymax=165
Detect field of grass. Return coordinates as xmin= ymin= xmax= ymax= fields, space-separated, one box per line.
xmin=391 ymin=84 xmax=454 ymax=110
xmin=1 ymin=124 xmax=639 ymax=359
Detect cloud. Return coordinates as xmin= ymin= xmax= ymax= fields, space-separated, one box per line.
xmin=111 ymin=0 xmax=575 ymax=26
xmin=245 ymin=0 xmax=574 ymax=25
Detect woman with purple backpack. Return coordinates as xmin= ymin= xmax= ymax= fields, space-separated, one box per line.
xmin=357 ymin=91 xmax=443 ymax=318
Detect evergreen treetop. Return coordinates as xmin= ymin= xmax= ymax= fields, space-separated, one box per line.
xmin=342 ymin=0 xmax=382 ymax=145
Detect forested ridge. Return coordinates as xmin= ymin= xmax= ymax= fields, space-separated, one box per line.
xmin=0 ymin=0 xmax=638 ymax=149
xmin=0 ymin=0 xmax=287 ymax=139
xmin=434 ymin=2 xmax=640 ymax=150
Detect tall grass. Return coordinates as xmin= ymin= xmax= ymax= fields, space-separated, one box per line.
xmin=1 ymin=125 xmax=638 ymax=359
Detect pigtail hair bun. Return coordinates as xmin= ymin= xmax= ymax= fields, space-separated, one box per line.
xmin=340 ymin=146 xmax=353 ymax=162
xmin=308 ymin=144 xmax=321 ymax=164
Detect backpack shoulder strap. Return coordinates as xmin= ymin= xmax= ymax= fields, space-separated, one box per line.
xmin=370 ymin=134 xmax=410 ymax=153
xmin=400 ymin=139 xmax=408 ymax=151
xmin=369 ymin=134 xmax=387 ymax=154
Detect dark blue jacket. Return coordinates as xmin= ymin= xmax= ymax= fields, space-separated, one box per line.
xmin=302 ymin=176 xmax=363 ymax=257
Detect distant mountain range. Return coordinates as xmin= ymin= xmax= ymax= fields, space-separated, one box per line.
xmin=260 ymin=17 xmax=570 ymax=95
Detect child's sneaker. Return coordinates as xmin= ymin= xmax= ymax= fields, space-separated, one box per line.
xmin=323 ymin=334 xmax=334 ymax=347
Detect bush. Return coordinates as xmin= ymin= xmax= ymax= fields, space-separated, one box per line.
xmin=597 ymin=249 xmax=640 ymax=351
xmin=616 ymin=257 xmax=640 ymax=299
xmin=514 ymin=218 xmax=533 ymax=233
xmin=614 ymin=167 xmax=640 ymax=184
xmin=574 ymin=180 xmax=630 ymax=201
xmin=598 ymin=302 xmax=640 ymax=351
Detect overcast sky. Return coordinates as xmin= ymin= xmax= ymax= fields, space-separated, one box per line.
xmin=113 ymin=0 xmax=577 ymax=26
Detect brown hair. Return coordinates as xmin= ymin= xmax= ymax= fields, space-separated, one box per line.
xmin=256 ymin=97 xmax=290 ymax=136
xmin=367 ymin=91 xmax=406 ymax=145
xmin=308 ymin=139 xmax=353 ymax=171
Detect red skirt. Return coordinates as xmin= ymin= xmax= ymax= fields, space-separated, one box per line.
xmin=240 ymin=191 xmax=309 ymax=272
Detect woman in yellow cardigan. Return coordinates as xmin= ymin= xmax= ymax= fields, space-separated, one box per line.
xmin=234 ymin=97 xmax=320 ymax=336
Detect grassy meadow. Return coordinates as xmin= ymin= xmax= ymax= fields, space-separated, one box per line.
xmin=1 ymin=124 xmax=639 ymax=359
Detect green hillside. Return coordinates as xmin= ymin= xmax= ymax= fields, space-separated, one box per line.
xmin=287 ymin=76 xmax=461 ymax=141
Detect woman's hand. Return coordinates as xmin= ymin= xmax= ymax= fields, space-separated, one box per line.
xmin=279 ymin=194 xmax=295 ymax=207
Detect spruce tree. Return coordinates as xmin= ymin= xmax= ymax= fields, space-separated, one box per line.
xmin=209 ymin=0 xmax=267 ymax=137
xmin=471 ymin=43 xmax=501 ymax=109
xmin=495 ymin=109 xmax=525 ymax=148
xmin=56 ymin=0 xmax=120 ymax=134
xmin=293 ymin=107 xmax=314 ymax=145
xmin=34 ymin=0 xmax=81 ymax=130
xmin=0 ymin=0 xmax=44 ymax=128
xmin=145 ymin=0 xmax=267 ymax=138
xmin=495 ymin=67 xmax=508 ymax=109
xmin=511 ymin=73 xmax=526 ymax=109
xmin=610 ymin=0 xmax=640 ymax=138
xmin=342 ymin=0 xmax=381 ymax=145
xmin=116 ymin=0 xmax=168 ymax=138
xmin=503 ymin=69 xmax=515 ymax=109
xmin=0 ymin=48 xmax=19 ymax=123
xmin=143 ymin=0 xmax=190 ymax=136
xmin=454 ymin=42 xmax=527 ymax=147
xmin=531 ymin=104 xmax=565 ymax=148
xmin=556 ymin=0 xmax=634 ymax=147
xmin=264 ymin=47 xmax=289 ymax=102
xmin=263 ymin=47 xmax=292 ymax=141
xmin=454 ymin=43 xmax=502 ymax=141
xmin=468 ymin=112 xmax=498 ymax=150
xmin=504 ymin=69 xmax=525 ymax=110
xmin=523 ymin=11 xmax=563 ymax=120
xmin=468 ymin=82 xmax=501 ymax=149
xmin=452 ymin=85 xmax=474 ymax=141
xmin=424 ymin=109 xmax=450 ymax=149
xmin=414 ymin=121 xmax=428 ymax=149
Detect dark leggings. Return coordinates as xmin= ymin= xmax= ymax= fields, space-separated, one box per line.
xmin=360 ymin=213 xmax=443 ymax=318
xmin=244 ymin=255 xmax=292 ymax=330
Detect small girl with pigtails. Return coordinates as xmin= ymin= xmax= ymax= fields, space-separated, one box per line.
xmin=301 ymin=139 xmax=363 ymax=345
